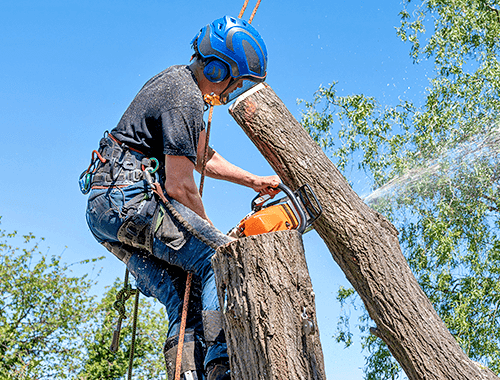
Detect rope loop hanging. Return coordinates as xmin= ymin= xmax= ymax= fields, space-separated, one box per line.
xmin=110 ymin=268 xmax=140 ymax=380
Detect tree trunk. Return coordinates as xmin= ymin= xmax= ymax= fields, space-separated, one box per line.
xmin=212 ymin=230 xmax=326 ymax=380
xmin=226 ymin=83 xmax=498 ymax=380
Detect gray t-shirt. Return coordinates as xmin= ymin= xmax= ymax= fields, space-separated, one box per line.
xmin=111 ymin=65 xmax=205 ymax=165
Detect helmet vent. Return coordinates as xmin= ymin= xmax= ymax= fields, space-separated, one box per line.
xmin=242 ymin=40 xmax=261 ymax=75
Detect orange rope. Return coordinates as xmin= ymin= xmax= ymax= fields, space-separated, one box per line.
xmin=174 ymin=272 xmax=193 ymax=380
xmin=238 ymin=0 xmax=249 ymax=18
xmin=85 ymin=150 xmax=106 ymax=173
xmin=174 ymin=103 xmax=214 ymax=380
xmin=239 ymin=0 xmax=261 ymax=23
xmin=248 ymin=0 xmax=261 ymax=24
xmin=199 ymin=104 xmax=214 ymax=197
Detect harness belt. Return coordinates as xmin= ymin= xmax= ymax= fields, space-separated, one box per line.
xmin=90 ymin=134 xmax=157 ymax=189
xmin=81 ymin=133 xmax=162 ymax=253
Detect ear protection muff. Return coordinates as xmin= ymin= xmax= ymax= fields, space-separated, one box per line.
xmin=203 ymin=59 xmax=230 ymax=83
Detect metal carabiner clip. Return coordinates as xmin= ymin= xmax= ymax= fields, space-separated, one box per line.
xmin=79 ymin=170 xmax=92 ymax=195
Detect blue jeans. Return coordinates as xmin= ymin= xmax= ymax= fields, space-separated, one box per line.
xmin=86 ymin=180 xmax=231 ymax=367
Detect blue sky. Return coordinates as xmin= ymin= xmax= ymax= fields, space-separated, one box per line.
xmin=0 ymin=1 xmax=433 ymax=378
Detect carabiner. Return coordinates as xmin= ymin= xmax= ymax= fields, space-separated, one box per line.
xmin=79 ymin=171 xmax=92 ymax=195
xmin=148 ymin=157 xmax=159 ymax=174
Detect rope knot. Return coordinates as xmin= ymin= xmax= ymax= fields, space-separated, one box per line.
xmin=113 ymin=284 xmax=138 ymax=320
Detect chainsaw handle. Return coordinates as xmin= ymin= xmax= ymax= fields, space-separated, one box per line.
xmin=250 ymin=184 xmax=307 ymax=234
xmin=276 ymin=183 xmax=307 ymax=234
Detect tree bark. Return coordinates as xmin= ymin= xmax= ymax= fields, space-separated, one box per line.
xmin=226 ymin=83 xmax=498 ymax=380
xmin=212 ymin=230 xmax=326 ymax=380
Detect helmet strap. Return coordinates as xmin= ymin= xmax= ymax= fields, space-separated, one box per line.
xmin=218 ymin=78 xmax=241 ymax=104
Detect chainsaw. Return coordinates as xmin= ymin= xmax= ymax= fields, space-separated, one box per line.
xmin=229 ymin=183 xmax=323 ymax=238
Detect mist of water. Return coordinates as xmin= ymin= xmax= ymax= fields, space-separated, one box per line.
xmin=363 ymin=124 xmax=500 ymax=206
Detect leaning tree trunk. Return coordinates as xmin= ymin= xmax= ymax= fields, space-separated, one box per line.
xmin=212 ymin=231 xmax=326 ymax=380
xmin=224 ymin=83 xmax=498 ymax=380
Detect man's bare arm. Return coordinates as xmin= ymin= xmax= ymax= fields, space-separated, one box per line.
xmin=164 ymin=154 xmax=211 ymax=222
xmin=196 ymin=130 xmax=280 ymax=195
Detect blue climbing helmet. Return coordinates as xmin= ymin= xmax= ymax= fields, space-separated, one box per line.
xmin=192 ymin=15 xmax=268 ymax=104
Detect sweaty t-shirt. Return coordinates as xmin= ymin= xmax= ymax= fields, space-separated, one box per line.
xmin=111 ymin=65 xmax=205 ymax=165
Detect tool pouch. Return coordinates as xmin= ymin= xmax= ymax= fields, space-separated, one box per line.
xmin=154 ymin=203 xmax=188 ymax=251
xmin=163 ymin=329 xmax=205 ymax=380
xmin=117 ymin=197 xmax=157 ymax=253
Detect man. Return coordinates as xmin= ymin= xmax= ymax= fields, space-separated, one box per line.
xmin=82 ymin=15 xmax=279 ymax=380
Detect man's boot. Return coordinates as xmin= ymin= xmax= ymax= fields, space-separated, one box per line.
xmin=163 ymin=329 xmax=205 ymax=380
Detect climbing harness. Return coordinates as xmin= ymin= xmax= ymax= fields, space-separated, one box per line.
xmin=79 ymin=132 xmax=159 ymax=194
xmin=81 ymin=133 xmax=159 ymax=378
xmin=97 ymin=129 xmax=222 ymax=378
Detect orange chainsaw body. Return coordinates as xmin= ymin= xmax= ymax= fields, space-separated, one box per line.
xmin=236 ymin=203 xmax=299 ymax=237
xmin=231 ymin=183 xmax=322 ymax=239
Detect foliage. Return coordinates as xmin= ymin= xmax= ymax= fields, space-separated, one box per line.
xmin=0 ymin=221 xmax=169 ymax=379
xmin=300 ymin=0 xmax=500 ymax=378
xmin=79 ymin=279 xmax=169 ymax=380
xmin=0 ymin=226 xmax=100 ymax=379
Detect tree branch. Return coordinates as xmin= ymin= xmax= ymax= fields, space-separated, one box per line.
xmin=480 ymin=194 xmax=500 ymax=213
xmin=487 ymin=4 xmax=500 ymax=23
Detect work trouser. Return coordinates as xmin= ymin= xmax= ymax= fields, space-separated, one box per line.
xmin=85 ymin=138 xmax=231 ymax=376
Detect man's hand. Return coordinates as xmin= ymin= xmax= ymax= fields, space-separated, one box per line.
xmin=252 ymin=175 xmax=281 ymax=197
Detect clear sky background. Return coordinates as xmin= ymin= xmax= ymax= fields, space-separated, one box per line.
xmin=1 ymin=1 xmax=433 ymax=378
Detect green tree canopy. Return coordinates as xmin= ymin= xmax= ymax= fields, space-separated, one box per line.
xmin=79 ymin=278 xmax=169 ymax=380
xmin=0 ymin=221 xmax=169 ymax=379
xmin=0 ymin=226 xmax=100 ymax=379
xmin=300 ymin=0 xmax=500 ymax=378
